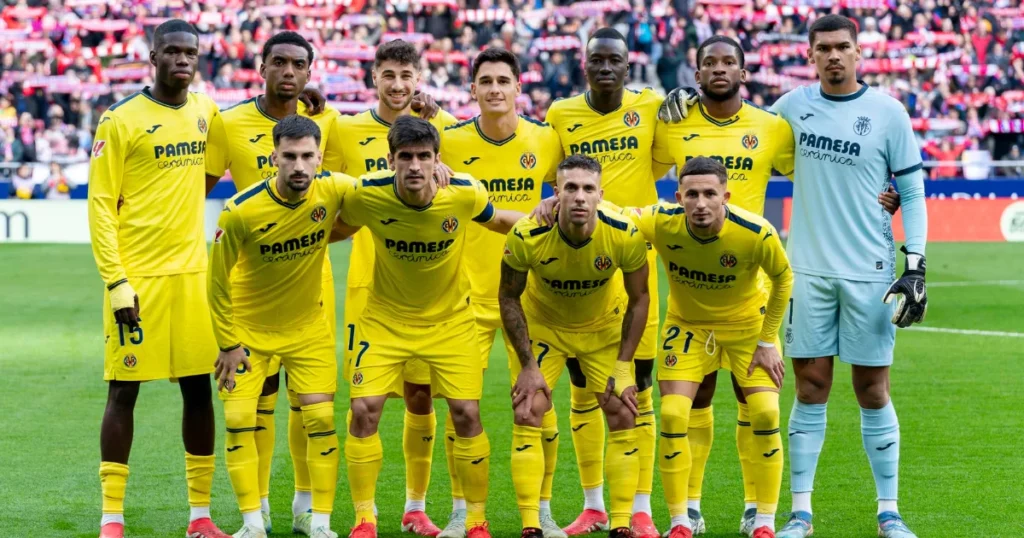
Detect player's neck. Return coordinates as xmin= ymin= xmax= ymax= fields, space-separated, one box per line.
xmin=689 ymin=210 xmax=725 ymax=239
xmin=557 ymin=213 xmax=597 ymax=246
xmin=395 ymin=180 xmax=437 ymax=208
xmin=820 ymin=78 xmax=862 ymax=97
xmin=375 ymin=103 xmax=409 ymax=125
xmin=587 ymin=88 xmax=624 ymax=114
xmin=274 ymin=175 xmax=309 ymax=203
xmin=259 ymin=93 xmax=299 ymax=120
xmin=148 ymin=83 xmax=188 ymax=107
xmin=701 ymin=96 xmax=742 ymax=120
xmin=477 ymin=111 xmax=518 ymax=142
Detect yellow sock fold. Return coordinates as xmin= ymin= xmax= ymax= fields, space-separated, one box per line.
xmin=303 ymin=401 xmax=338 ymax=515
xmin=288 ymin=390 xmax=310 ymax=493
xmin=512 ymin=425 xmax=544 ymax=529
xmin=99 ymin=461 xmax=129 ymax=514
xmin=687 ymin=406 xmax=714 ymax=501
xmin=224 ymin=398 xmax=261 ymax=513
xmin=570 ymin=385 xmax=605 ymax=490
xmin=636 ymin=386 xmax=657 ymax=496
xmin=454 ymin=432 xmax=490 ymax=527
xmin=444 ymin=412 xmax=462 ymax=500
xmin=659 ymin=394 xmax=693 ymax=519
xmin=747 ymin=392 xmax=783 ymax=515
xmin=540 ymin=408 xmax=558 ymax=502
xmin=256 ymin=392 xmax=277 ymax=499
xmin=346 ymin=432 xmax=383 ymax=525
xmin=185 ymin=453 xmax=215 ymax=508
xmin=737 ymin=402 xmax=757 ymax=504
xmin=403 ymin=410 xmax=436 ymax=503
xmin=605 ymin=429 xmax=640 ymax=529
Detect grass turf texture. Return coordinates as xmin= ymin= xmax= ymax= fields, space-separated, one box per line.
xmin=1 ymin=242 xmax=1021 ymax=537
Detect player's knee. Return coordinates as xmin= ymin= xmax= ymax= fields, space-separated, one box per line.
xmin=177 ymin=373 xmax=213 ymax=405
xmin=448 ymin=400 xmax=482 ymax=436
xmin=852 ymin=376 xmax=889 ymax=409
xmin=692 ymin=373 xmax=718 ymax=409
xmin=660 ymin=393 xmax=693 ymax=431
xmin=746 ymin=391 xmax=780 ymax=430
xmin=106 ymin=380 xmax=140 ymax=411
xmin=634 ymin=358 xmax=655 ymax=392
xmin=513 ymin=392 xmax=549 ymax=427
xmin=223 ymin=399 xmax=257 ymax=430
xmin=403 ymin=383 xmax=433 ymax=415
xmin=795 ymin=372 xmax=832 ymax=404
xmin=349 ymin=397 xmax=384 ymax=436
xmin=261 ymin=373 xmax=280 ymax=396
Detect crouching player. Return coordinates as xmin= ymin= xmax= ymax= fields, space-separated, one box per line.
xmin=207 ymin=116 xmax=357 ymax=538
xmin=499 ymin=155 xmax=651 ymax=538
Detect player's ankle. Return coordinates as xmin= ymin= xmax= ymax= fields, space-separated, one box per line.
xmin=101 ymin=514 xmax=125 ymax=527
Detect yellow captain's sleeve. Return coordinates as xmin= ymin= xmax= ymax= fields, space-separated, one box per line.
xmin=207 ymin=203 xmax=246 ymax=350
xmin=87 ymin=113 xmax=130 ymax=287
xmin=502 ymin=217 xmax=535 ymax=272
xmin=772 ymin=116 xmax=796 ymax=179
xmin=756 ymin=223 xmax=793 ymax=342
xmin=205 ymin=110 xmax=229 ymax=178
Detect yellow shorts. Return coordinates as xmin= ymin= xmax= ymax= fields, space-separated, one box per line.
xmin=272 ymin=264 xmax=336 ymax=376
xmin=350 ymin=312 xmax=481 ymax=400
xmin=221 ymin=317 xmax=337 ymax=400
xmin=103 ymin=273 xmax=216 ymax=382
xmin=658 ymin=314 xmax=779 ymax=389
xmin=504 ymin=321 xmax=620 ymax=394
xmin=473 ymin=301 xmax=502 ymax=370
xmin=344 ymin=287 xmax=430 ymax=391
xmin=636 ymin=244 xmax=660 ymax=360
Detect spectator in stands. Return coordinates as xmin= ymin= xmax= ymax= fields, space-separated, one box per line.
xmin=10 ymin=164 xmax=38 ymax=199
xmin=924 ymin=139 xmax=971 ymax=179
xmin=1000 ymin=145 xmax=1024 ymax=177
xmin=44 ymin=162 xmax=74 ymax=200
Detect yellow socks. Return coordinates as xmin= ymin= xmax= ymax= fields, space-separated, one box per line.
xmin=512 ymin=425 xmax=544 ymax=529
xmin=636 ymin=386 xmax=657 ymax=498
xmin=454 ymin=432 xmax=490 ymax=527
xmin=288 ymin=390 xmax=311 ymax=495
xmin=224 ymin=398 xmax=261 ymax=513
xmin=736 ymin=402 xmax=757 ymax=506
xmin=540 ymin=408 xmax=558 ymax=503
xmin=346 ymin=433 xmax=383 ymax=525
xmin=659 ymin=394 xmax=693 ymax=519
xmin=444 ymin=413 xmax=463 ymax=502
xmin=99 ymin=461 xmax=129 ymax=515
xmin=570 ymin=385 xmax=605 ymax=492
xmin=747 ymin=392 xmax=783 ymax=516
xmin=687 ymin=406 xmax=714 ymax=503
xmin=403 ymin=410 xmax=436 ymax=506
xmin=185 ymin=453 xmax=214 ymax=509
xmin=302 ymin=402 xmax=338 ymax=515
xmin=256 ymin=392 xmax=277 ymax=501
xmin=605 ymin=429 xmax=640 ymax=529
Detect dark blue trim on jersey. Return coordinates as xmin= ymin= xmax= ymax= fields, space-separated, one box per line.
xmin=253 ymin=96 xmax=280 ymax=123
xmin=474 ymin=117 xmax=516 ymax=146
xmin=392 ymin=182 xmax=432 ymax=211
xmin=529 ymin=225 xmax=553 ymax=237
xmin=557 ymin=226 xmax=593 ymax=249
xmin=264 ymin=179 xmax=306 ymax=209
xmin=445 ymin=118 xmax=474 ymax=131
xmin=685 ymin=219 xmax=718 ymax=244
xmin=140 ymin=87 xmax=187 ymax=109
xmin=472 ymin=203 xmax=496 ymax=223
xmin=108 ymin=91 xmax=143 ymax=111
xmin=584 ymin=91 xmax=623 ymax=115
xmin=450 ymin=178 xmax=473 ymax=186
xmin=369 ymin=109 xmax=391 ymax=127
xmin=658 ymin=206 xmax=685 ymax=216
xmin=596 ymin=210 xmax=628 ymax=231
xmin=362 ymin=176 xmax=396 ymax=187
xmin=222 ymin=96 xmax=257 ymax=113
xmin=519 ymin=114 xmax=549 ymax=127
xmin=234 ymin=181 xmax=268 ymax=206
xmin=892 ymin=162 xmax=924 ymax=177
xmin=698 ymin=101 xmax=741 ymax=127
xmin=725 ymin=206 xmax=763 ymax=234
xmin=820 ymin=82 xmax=869 ymax=102
xmin=744 ymin=99 xmax=776 ymax=116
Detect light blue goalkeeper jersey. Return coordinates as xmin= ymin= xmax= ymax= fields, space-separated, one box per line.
xmin=771 ymin=82 xmax=927 ymax=283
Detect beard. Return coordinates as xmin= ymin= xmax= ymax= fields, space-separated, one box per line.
xmin=701 ymin=80 xmax=741 ymax=102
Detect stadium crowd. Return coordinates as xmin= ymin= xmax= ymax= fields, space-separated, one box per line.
xmin=1 ymin=0 xmax=1023 ymax=197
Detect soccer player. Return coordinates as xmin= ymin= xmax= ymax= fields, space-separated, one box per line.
xmin=87 ymin=19 xmax=229 ymax=538
xmin=633 ymin=157 xmax=792 ymax=538
xmin=204 ymin=31 xmax=339 ymax=535
xmin=208 ymin=116 xmax=355 ymax=538
xmin=439 ymin=47 xmax=563 ymax=538
xmin=499 ymin=154 xmax=650 ymax=538
xmin=337 ymin=116 xmax=522 ymax=538
xmin=768 ymin=15 xmax=927 ymax=538
xmin=323 ymin=40 xmax=457 ymax=536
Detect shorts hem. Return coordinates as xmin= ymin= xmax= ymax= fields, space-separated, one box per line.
xmin=786 ymin=349 xmax=837 ymax=360
xmin=838 ymin=356 xmax=894 ymax=367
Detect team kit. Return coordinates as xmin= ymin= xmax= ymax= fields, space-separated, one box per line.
xmin=87 ymin=15 xmax=929 ymax=538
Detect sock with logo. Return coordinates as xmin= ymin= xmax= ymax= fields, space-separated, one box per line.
xmin=444 ymin=412 xmax=464 ymax=505
xmin=512 ymin=424 xmax=544 ymax=529
xmin=570 ymin=385 xmax=605 ymax=496
xmin=346 ymin=432 xmax=383 ymax=525
xmin=736 ymin=403 xmax=757 ymax=506
xmin=302 ymin=402 xmax=338 ymax=517
xmin=862 ymin=401 xmax=900 ymax=510
xmin=185 ymin=453 xmax=215 ymax=513
xmin=686 ymin=405 xmax=714 ymax=505
xmin=659 ymin=394 xmax=693 ymax=522
xmin=287 ymin=390 xmax=311 ymax=501
xmin=100 ymin=461 xmax=129 ymax=520
xmin=256 ymin=392 xmax=277 ymax=502
xmin=605 ymin=428 xmax=640 ymax=529
xmin=789 ymin=401 xmax=827 ymax=497
xmin=454 ymin=432 xmax=491 ymax=528
xmin=747 ymin=392 xmax=783 ymax=517
xmin=635 ymin=386 xmax=657 ymax=508
xmin=403 ymin=409 xmax=436 ymax=511
xmin=224 ymin=398 xmax=261 ymax=513
xmin=540 ymin=408 xmax=559 ymax=504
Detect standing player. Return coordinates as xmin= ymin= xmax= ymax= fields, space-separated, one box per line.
xmin=499 ymin=155 xmax=650 ymax=538
xmin=768 ymin=15 xmax=928 ymax=538
xmin=323 ymin=40 xmax=457 ymax=536
xmin=337 ymin=116 xmax=522 ymax=538
xmin=439 ymin=47 xmax=563 ymax=538
xmin=204 ymin=31 xmax=339 ymax=536
xmin=208 ymin=116 xmax=355 ymax=538
xmin=88 ymin=20 xmax=230 ymax=538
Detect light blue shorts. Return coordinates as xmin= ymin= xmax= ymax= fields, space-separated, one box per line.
xmin=784 ymin=273 xmax=896 ymax=367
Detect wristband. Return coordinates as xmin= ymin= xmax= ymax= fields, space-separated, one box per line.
xmin=757 ymin=340 xmax=775 ymax=348
xmin=612 ymin=360 xmax=634 ymax=397
xmin=108 ymin=280 xmax=136 ymax=312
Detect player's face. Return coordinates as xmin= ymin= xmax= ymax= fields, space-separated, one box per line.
xmin=472 ymin=61 xmax=520 ymax=116
xmin=555 ymin=168 xmax=603 ymax=226
xmin=150 ymin=32 xmax=199 ymax=90
xmin=260 ymin=44 xmax=310 ymax=100
xmin=373 ymin=60 xmax=419 ymax=112
xmin=389 ymin=144 xmax=438 ymax=193
xmin=810 ymin=30 xmax=861 ymax=86
xmin=677 ymin=174 xmax=730 ymax=229
xmin=273 ymin=136 xmax=321 ymax=193
xmin=695 ymin=42 xmax=745 ymax=101
xmin=585 ymin=38 xmax=629 ymax=93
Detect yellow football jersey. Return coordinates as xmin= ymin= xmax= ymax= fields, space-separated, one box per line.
xmin=324 ymin=109 xmax=459 ymax=290
xmin=652 ymin=101 xmax=795 ymax=216
xmin=441 ymin=115 xmax=562 ymax=308
xmin=339 ymin=170 xmax=494 ymax=324
xmin=503 ymin=209 xmax=648 ymax=332
xmin=88 ymin=88 xmax=219 ymax=287
xmin=545 ymin=88 xmax=671 ymax=207
xmin=629 ymin=203 xmax=790 ymax=337
xmin=208 ymin=172 xmax=355 ymax=349
xmin=205 ymin=97 xmax=339 ymax=190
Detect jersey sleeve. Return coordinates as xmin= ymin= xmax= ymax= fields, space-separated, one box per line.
xmin=470 ymin=179 xmax=496 ymax=223
xmin=326 ymin=172 xmax=355 ymax=205
xmin=321 ymin=116 xmax=346 ymax=173
xmin=620 ymin=227 xmax=648 ymax=273
xmin=542 ymin=127 xmax=565 ymax=183
xmin=502 ymin=219 xmax=533 ymax=272
xmin=756 ymin=223 xmax=793 ymax=342
xmin=87 ymin=114 xmax=131 ymax=287
xmin=207 ymin=204 xmax=246 ymax=350
xmin=338 ymin=182 xmax=365 ymax=227
xmin=652 ymin=120 xmax=674 ymax=167
xmin=886 ymin=105 xmax=927 ymax=255
xmin=634 ymin=205 xmax=657 ymax=241
xmin=769 ymin=90 xmax=793 ymax=121
xmin=772 ymin=116 xmax=796 ymax=178
xmin=205 ymin=110 xmax=229 ymax=178
xmin=886 ymin=106 xmax=924 ymax=178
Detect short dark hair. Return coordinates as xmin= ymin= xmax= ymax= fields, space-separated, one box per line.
xmin=557 ymin=154 xmax=602 ymax=176
xmin=696 ymin=35 xmax=745 ymax=69
xmin=809 ymin=14 xmax=859 ymax=46
xmin=472 ymin=47 xmax=520 ymax=81
xmin=589 ymin=27 xmax=627 ymax=47
xmin=262 ymin=31 xmax=314 ymax=64
xmin=272 ymin=115 xmax=321 ymax=147
xmin=153 ymin=20 xmax=198 ymax=47
xmin=388 ymin=115 xmax=440 ymax=154
xmin=375 ymin=39 xmax=420 ymax=68
xmin=679 ymin=156 xmax=727 ymax=184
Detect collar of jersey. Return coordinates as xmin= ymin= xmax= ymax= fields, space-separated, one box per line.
xmin=472 ymin=116 xmax=517 ymax=146
xmin=392 ymin=179 xmax=433 ymax=211
xmin=253 ymin=96 xmax=282 ymax=122
xmin=369 ymin=109 xmax=394 ymax=127
xmin=697 ymin=101 xmax=742 ymax=127
xmin=140 ymin=87 xmax=187 ymax=110
xmin=264 ymin=178 xmax=307 ymax=209
xmin=584 ymin=91 xmax=623 ymax=115
xmin=556 ymin=223 xmax=593 ymax=249
xmin=685 ymin=207 xmax=725 ymax=244
xmin=819 ymin=81 xmax=868 ymax=102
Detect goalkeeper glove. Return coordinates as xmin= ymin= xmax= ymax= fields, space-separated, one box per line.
xmin=882 ymin=246 xmax=927 ymax=328
xmin=109 ymin=280 xmax=137 ymax=312
xmin=657 ymin=86 xmax=700 ymax=123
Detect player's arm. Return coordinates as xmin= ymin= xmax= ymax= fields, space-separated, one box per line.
xmin=613 ymin=260 xmax=650 ymax=415
xmin=477 ymin=208 xmax=523 ymax=234
xmin=651 ymin=120 xmax=676 ymax=179
xmin=320 ymin=116 xmax=346 ymax=173
xmin=500 ymin=233 xmax=551 ymax=420
xmin=207 ymin=206 xmax=252 ymax=391
xmin=772 ymin=117 xmax=796 ymax=181
xmin=205 ymin=111 xmax=229 ymax=195
xmin=329 ymin=215 xmax=361 ymax=242
xmin=751 ymin=225 xmax=792 ymax=388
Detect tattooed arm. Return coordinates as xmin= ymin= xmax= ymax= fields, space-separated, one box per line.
xmin=499 ymin=260 xmax=533 ymax=367
xmin=617 ymin=262 xmax=650 ymax=364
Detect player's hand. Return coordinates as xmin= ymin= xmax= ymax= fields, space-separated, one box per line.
xmin=109 ymin=280 xmax=140 ymax=328
xmin=749 ymin=344 xmax=785 ymax=388
xmin=883 ymin=245 xmax=927 ymax=328
xmin=214 ymin=346 xmax=251 ymax=392
xmin=411 ymin=90 xmax=439 ymax=120
xmin=299 ymin=86 xmax=326 ymax=115
xmin=529 ymin=196 xmax=559 ymax=227
xmin=434 ymin=161 xmax=453 ymax=188
xmin=878 ymin=185 xmax=901 ymax=216
xmin=604 ymin=376 xmax=639 ymax=417
xmin=658 ymin=86 xmax=700 ymax=123
xmin=512 ymin=363 xmax=550 ymax=422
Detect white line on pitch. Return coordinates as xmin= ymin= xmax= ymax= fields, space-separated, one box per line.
xmin=902 ymin=326 xmax=1024 ymax=338
xmin=929 ymin=280 xmax=1024 ymax=288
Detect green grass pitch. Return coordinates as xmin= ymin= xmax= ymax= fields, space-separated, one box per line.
xmin=1 ymin=242 xmax=1021 ymax=537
